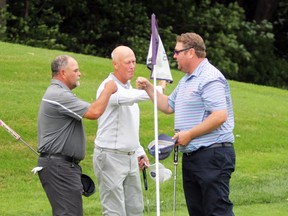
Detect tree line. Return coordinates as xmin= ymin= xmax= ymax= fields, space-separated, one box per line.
xmin=0 ymin=0 xmax=287 ymax=89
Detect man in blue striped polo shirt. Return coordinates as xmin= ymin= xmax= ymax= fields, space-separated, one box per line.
xmin=137 ymin=32 xmax=235 ymax=216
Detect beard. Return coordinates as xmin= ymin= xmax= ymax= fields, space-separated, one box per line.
xmin=76 ymin=80 xmax=80 ymax=87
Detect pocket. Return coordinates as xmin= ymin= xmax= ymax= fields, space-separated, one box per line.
xmin=213 ymin=148 xmax=235 ymax=171
xmin=93 ymin=152 xmax=107 ymax=176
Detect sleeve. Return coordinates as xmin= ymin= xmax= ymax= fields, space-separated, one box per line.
xmin=135 ymin=145 xmax=146 ymax=157
xmin=58 ymin=90 xmax=90 ymax=120
xmin=109 ymin=84 xmax=163 ymax=106
xmin=201 ymin=78 xmax=227 ymax=112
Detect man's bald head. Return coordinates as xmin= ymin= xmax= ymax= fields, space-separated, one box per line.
xmin=110 ymin=46 xmax=136 ymax=84
xmin=111 ymin=46 xmax=135 ymax=62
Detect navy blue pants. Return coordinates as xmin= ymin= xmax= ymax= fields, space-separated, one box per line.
xmin=182 ymin=146 xmax=236 ymax=216
xmin=38 ymin=157 xmax=83 ymax=216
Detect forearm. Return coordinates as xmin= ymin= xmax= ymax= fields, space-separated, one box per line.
xmin=175 ymin=110 xmax=228 ymax=146
xmin=83 ymin=89 xmax=112 ymax=120
xmin=188 ymin=110 xmax=228 ymax=140
xmin=145 ymin=81 xmax=173 ymax=114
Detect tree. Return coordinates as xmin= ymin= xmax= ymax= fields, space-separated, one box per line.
xmin=216 ymin=0 xmax=287 ymax=61
xmin=237 ymin=0 xmax=280 ymax=22
xmin=1 ymin=0 xmax=288 ymax=88
xmin=0 ymin=0 xmax=6 ymax=39
xmin=273 ymin=0 xmax=288 ymax=60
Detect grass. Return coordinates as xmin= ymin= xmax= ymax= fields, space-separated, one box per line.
xmin=0 ymin=41 xmax=288 ymax=215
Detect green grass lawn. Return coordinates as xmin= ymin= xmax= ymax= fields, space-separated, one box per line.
xmin=0 ymin=41 xmax=288 ymax=215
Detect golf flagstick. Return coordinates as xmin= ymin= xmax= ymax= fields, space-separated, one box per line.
xmin=147 ymin=14 xmax=173 ymax=215
xmin=173 ymin=129 xmax=180 ymax=216
xmin=0 ymin=120 xmax=39 ymax=156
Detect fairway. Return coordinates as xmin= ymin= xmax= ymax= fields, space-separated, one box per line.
xmin=0 ymin=41 xmax=288 ymax=215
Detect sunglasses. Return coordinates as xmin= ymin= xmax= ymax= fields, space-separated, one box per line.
xmin=173 ymin=46 xmax=194 ymax=56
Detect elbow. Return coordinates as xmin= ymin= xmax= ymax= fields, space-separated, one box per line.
xmin=83 ymin=109 xmax=104 ymax=120
xmin=91 ymin=110 xmax=104 ymax=120
xmin=162 ymin=109 xmax=173 ymax=114
xmin=218 ymin=110 xmax=228 ymax=124
xmin=91 ymin=113 xmax=102 ymax=120
xmin=211 ymin=110 xmax=228 ymax=126
xmin=160 ymin=106 xmax=174 ymax=115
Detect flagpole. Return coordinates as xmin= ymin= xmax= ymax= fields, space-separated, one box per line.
xmin=151 ymin=13 xmax=161 ymax=216
xmin=153 ymin=69 xmax=160 ymax=216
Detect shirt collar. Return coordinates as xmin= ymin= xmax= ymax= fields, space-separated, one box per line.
xmin=109 ymin=73 xmax=131 ymax=89
xmin=51 ymin=79 xmax=70 ymax=90
xmin=185 ymin=58 xmax=208 ymax=81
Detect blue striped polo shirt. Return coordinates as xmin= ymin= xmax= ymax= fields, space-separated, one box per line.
xmin=168 ymin=58 xmax=234 ymax=153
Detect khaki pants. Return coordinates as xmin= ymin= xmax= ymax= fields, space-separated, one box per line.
xmin=93 ymin=148 xmax=144 ymax=216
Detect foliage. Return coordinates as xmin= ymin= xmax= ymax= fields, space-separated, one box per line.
xmin=237 ymin=20 xmax=288 ymax=87
xmin=35 ymin=0 xmax=151 ymax=60
xmin=0 ymin=8 xmax=7 ymax=39
xmin=4 ymin=1 xmax=67 ymax=50
xmin=2 ymin=0 xmax=288 ymax=89
xmin=273 ymin=0 xmax=288 ymax=60
xmin=191 ymin=2 xmax=250 ymax=80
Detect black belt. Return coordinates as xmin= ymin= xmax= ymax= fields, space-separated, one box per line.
xmin=40 ymin=153 xmax=81 ymax=165
xmin=183 ymin=142 xmax=233 ymax=157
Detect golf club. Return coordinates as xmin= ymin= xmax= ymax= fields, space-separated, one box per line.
xmin=140 ymin=156 xmax=150 ymax=215
xmin=173 ymin=129 xmax=180 ymax=216
xmin=0 ymin=120 xmax=39 ymax=156
xmin=1 ymin=120 xmax=97 ymax=196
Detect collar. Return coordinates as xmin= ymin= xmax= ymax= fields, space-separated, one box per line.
xmin=51 ymin=79 xmax=70 ymax=90
xmin=185 ymin=58 xmax=209 ymax=81
xmin=109 ymin=73 xmax=131 ymax=89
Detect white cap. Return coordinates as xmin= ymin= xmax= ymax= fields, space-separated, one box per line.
xmin=148 ymin=162 xmax=172 ymax=183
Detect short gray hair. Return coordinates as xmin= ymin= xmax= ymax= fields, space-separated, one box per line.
xmin=51 ymin=55 xmax=71 ymax=77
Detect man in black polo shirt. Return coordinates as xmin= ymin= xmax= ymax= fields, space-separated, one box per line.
xmin=37 ymin=55 xmax=117 ymax=216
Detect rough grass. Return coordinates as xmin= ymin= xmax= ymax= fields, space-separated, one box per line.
xmin=0 ymin=41 xmax=288 ymax=215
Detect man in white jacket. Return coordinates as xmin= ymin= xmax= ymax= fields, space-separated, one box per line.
xmin=93 ymin=45 xmax=165 ymax=216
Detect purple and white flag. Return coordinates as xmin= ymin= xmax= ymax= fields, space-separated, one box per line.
xmin=147 ymin=14 xmax=173 ymax=83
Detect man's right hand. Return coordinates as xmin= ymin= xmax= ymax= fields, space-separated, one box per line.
xmin=136 ymin=77 xmax=149 ymax=90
